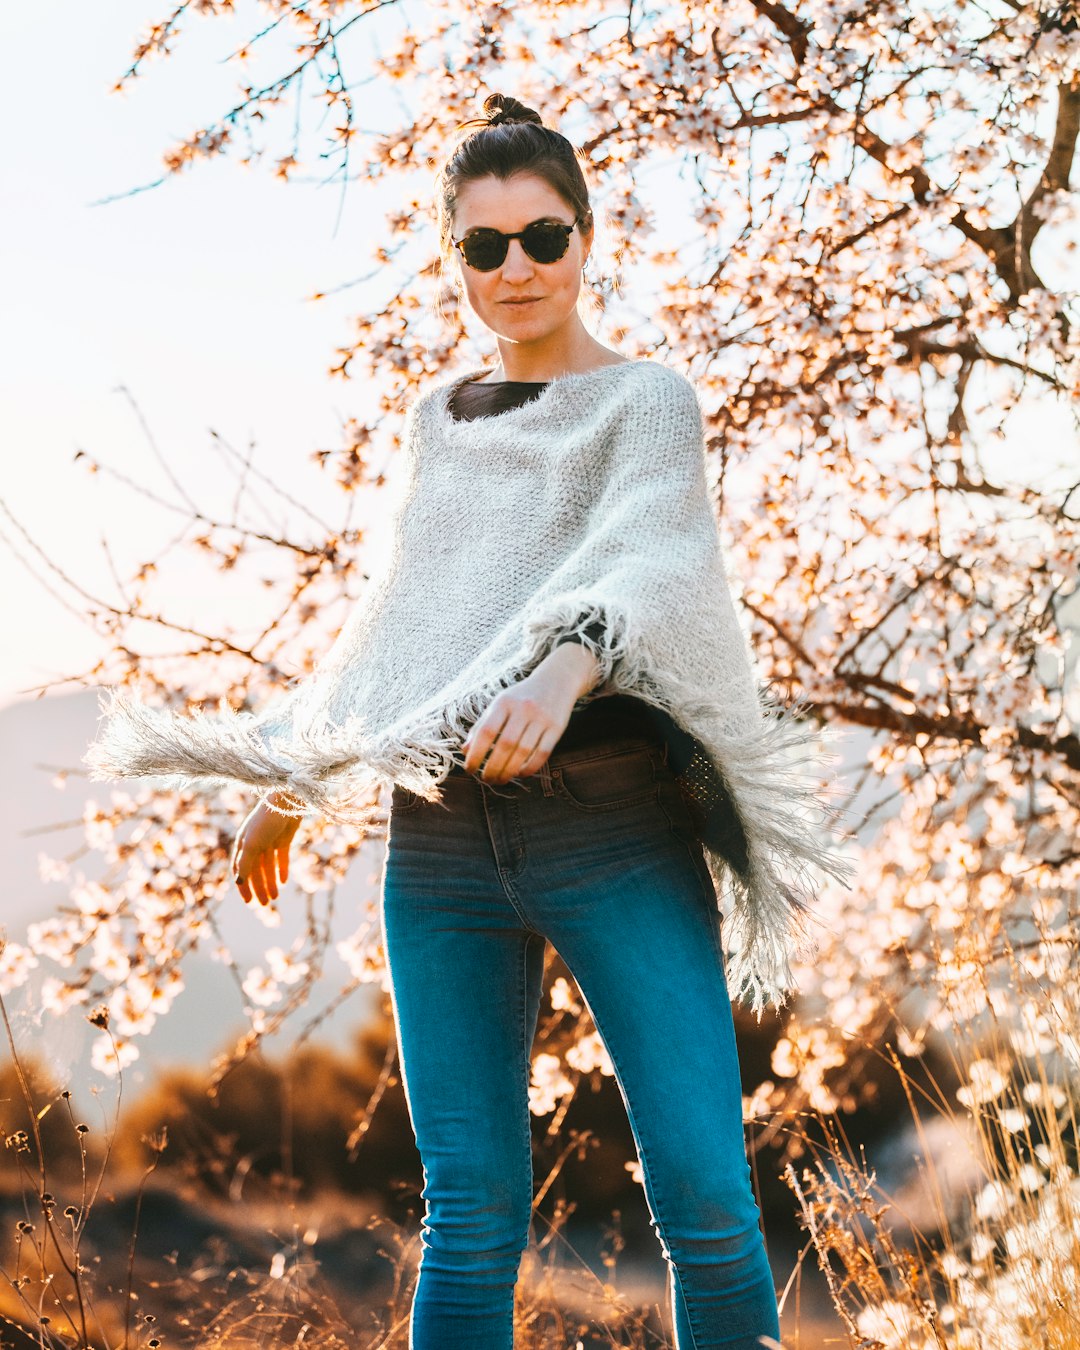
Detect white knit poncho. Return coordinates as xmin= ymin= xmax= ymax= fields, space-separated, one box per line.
xmin=85 ymin=358 xmax=855 ymax=1014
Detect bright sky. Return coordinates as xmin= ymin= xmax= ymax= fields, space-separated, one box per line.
xmin=1 ymin=0 xmax=418 ymax=709
xmin=2 ymin=2 xmax=1077 ymax=713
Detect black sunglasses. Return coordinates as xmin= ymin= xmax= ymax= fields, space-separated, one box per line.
xmin=451 ymin=218 xmax=581 ymax=272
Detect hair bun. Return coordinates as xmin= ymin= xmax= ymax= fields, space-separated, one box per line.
xmin=481 ymin=93 xmax=543 ymax=128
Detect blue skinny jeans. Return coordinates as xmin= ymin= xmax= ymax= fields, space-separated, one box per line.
xmin=380 ymin=732 xmax=782 ymax=1350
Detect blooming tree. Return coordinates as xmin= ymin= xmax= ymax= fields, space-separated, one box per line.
xmin=5 ymin=1 xmax=1079 ymax=1167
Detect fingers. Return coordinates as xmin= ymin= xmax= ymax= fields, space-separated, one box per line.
xmin=479 ymin=725 xmax=550 ymax=785
xmin=462 ymin=695 xmax=564 ymax=785
xmin=234 ymin=850 xmax=256 ymax=904
xmin=472 ymin=717 xmax=523 ymax=783
xmin=515 ymin=733 xmax=553 ymax=779
xmin=230 ymin=831 xmax=245 ymax=877
xmin=462 ymin=706 xmax=509 ymax=777
xmin=276 ymin=840 xmax=290 ymax=886
xmin=482 ymin=728 xmax=528 ymax=784
xmin=232 ymin=835 xmax=253 ymax=903
xmin=258 ymin=851 xmax=279 ymax=904
xmin=233 ymin=843 xmax=283 ymax=907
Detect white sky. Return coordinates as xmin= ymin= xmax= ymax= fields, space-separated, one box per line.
xmin=1 ymin=0 xmax=416 ymax=708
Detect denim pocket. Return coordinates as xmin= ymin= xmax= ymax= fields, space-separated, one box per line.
xmin=551 ymin=743 xmax=661 ymax=812
xmin=390 ymin=783 xmax=427 ymax=815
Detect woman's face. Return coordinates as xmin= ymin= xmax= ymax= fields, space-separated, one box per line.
xmin=450 ymin=172 xmax=592 ymax=344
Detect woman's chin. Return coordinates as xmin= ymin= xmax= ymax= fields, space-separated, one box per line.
xmin=486 ymin=307 xmax=573 ymax=345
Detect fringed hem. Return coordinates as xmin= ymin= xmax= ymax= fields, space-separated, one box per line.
xmin=84 ymin=684 xmax=405 ymax=827
xmin=85 ymin=607 xmax=857 ymax=1019
xmin=689 ymin=686 xmax=858 ymax=1018
xmin=84 ymin=684 xmax=318 ymax=805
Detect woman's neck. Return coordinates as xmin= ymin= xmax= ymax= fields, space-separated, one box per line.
xmin=476 ymin=348 xmax=630 ymax=385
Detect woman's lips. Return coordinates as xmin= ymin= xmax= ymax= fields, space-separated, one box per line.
xmin=502 ymin=298 xmax=542 ymax=305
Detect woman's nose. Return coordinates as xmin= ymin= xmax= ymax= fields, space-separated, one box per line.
xmin=500 ymin=239 xmax=535 ymax=278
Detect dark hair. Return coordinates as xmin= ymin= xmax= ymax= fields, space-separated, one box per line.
xmin=433 ymin=93 xmax=595 ymax=306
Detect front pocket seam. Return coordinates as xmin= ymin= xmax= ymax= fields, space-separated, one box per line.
xmin=550 ymin=739 xmax=658 ymax=770
xmin=550 ymin=745 xmax=662 ymax=813
xmin=551 ymin=776 xmax=662 ymax=813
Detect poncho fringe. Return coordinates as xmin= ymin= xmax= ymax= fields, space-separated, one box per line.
xmin=85 ymin=358 xmax=856 ymax=1017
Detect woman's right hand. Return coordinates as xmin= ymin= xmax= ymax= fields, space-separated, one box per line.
xmin=231 ymin=790 xmax=303 ymax=906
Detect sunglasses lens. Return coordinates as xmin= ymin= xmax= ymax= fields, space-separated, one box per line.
xmin=461 ymin=230 xmax=507 ymax=271
xmin=523 ymin=223 xmax=569 ymax=263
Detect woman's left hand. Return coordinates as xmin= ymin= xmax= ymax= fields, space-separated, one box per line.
xmin=462 ymin=643 xmax=602 ymax=784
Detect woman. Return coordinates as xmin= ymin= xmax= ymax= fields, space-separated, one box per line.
xmin=87 ymin=91 xmax=852 ymax=1349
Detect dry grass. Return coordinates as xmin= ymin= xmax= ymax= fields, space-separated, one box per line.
xmin=0 ymin=1004 xmax=671 ymax=1348
xmin=783 ymin=920 xmax=1080 ymax=1350
xmin=3 ymin=912 xmax=1078 ymax=1348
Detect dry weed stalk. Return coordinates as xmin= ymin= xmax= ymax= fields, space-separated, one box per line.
xmin=0 ymin=988 xmax=670 ymax=1348
xmin=785 ymin=911 xmax=1080 ymax=1350
xmin=0 ymin=987 xmax=153 ymax=1348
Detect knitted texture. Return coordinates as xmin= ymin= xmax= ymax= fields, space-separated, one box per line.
xmin=85 ymin=358 xmax=855 ymax=1015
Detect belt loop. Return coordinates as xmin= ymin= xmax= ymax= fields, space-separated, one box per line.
xmin=539 ymin=759 xmax=555 ymax=797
